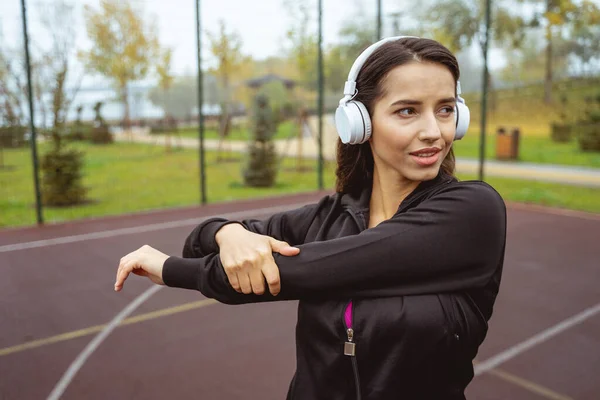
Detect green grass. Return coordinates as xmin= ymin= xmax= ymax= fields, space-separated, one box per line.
xmin=165 ymin=120 xmax=297 ymax=141
xmin=453 ymin=132 xmax=600 ymax=168
xmin=465 ymin=77 xmax=600 ymax=137
xmin=458 ymin=174 xmax=600 ymax=213
xmin=0 ymin=142 xmax=597 ymax=228
xmin=0 ymin=142 xmax=335 ymax=228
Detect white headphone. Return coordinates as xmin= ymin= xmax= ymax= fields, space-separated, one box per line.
xmin=334 ymin=36 xmax=470 ymax=145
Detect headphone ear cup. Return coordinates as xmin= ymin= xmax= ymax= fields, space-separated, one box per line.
xmin=335 ymin=101 xmax=372 ymax=144
xmin=454 ymin=99 xmax=470 ymax=141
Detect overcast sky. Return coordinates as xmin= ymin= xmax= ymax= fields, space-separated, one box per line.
xmin=7 ymin=0 xmax=575 ymax=89
xmin=1 ymin=0 xmax=389 ymax=74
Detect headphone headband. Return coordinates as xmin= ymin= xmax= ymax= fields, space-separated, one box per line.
xmin=342 ymin=36 xmax=419 ymax=99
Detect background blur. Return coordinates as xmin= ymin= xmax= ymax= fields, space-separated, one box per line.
xmin=0 ymin=0 xmax=598 ymax=227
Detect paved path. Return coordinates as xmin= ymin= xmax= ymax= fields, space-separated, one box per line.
xmin=1 ymin=193 xmax=599 ymax=400
xmin=117 ymin=117 xmax=600 ymax=188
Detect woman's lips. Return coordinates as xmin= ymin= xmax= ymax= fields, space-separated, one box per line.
xmin=409 ymin=148 xmax=442 ymax=167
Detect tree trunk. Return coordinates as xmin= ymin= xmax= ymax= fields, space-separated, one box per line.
xmin=121 ymin=84 xmax=131 ymax=140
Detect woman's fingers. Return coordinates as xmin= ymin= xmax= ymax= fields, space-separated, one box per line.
xmin=115 ymin=259 xmax=137 ymax=292
xmin=237 ymin=269 xmax=253 ymax=294
xmin=249 ymin=268 xmax=266 ymax=295
xmin=269 ymin=239 xmax=300 ymax=257
xmin=224 ymin=268 xmax=242 ymax=293
xmin=261 ymin=257 xmax=281 ymax=296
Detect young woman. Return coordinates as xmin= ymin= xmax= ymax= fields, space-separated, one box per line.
xmin=115 ymin=36 xmax=507 ymax=399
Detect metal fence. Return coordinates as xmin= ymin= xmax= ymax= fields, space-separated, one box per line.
xmin=1 ymin=0 xmax=598 ymax=228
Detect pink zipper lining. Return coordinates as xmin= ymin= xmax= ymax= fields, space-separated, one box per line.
xmin=344 ymin=301 xmax=353 ymax=329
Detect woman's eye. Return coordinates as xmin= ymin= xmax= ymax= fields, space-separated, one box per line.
xmin=396 ymin=108 xmax=416 ymax=116
xmin=438 ymin=106 xmax=455 ymax=116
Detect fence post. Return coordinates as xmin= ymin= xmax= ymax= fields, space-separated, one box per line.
xmin=196 ymin=0 xmax=207 ymax=204
xmin=20 ymin=0 xmax=43 ymax=224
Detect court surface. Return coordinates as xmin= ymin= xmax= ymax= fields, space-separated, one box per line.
xmin=1 ymin=191 xmax=599 ymax=400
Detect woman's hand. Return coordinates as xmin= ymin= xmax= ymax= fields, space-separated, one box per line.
xmin=114 ymin=245 xmax=170 ymax=292
xmin=216 ymin=224 xmax=300 ymax=296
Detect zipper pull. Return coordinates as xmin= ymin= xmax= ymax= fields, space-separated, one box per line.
xmin=344 ymin=328 xmax=356 ymax=356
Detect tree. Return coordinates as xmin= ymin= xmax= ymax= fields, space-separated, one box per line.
xmin=39 ymin=0 xmax=80 ymax=133
xmin=243 ymin=94 xmax=278 ymax=187
xmin=420 ymin=0 xmax=527 ymax=109
xmin=283 ymin=0 xmax=318 ymax=90
xmin=519 ymin=0 xmax=600 ymax=102
xmin=148 ymin=74 xmax=221 ymax=121
xmin=80 ymin=0 xmax=159 ymax=129
xmin=206 ymin=19 xmax=246 ymax=158
xmin=324 ymin=16 xmax=376 ymax=93
xmin=564 ymin=1 xmax=600 ymax=76
xmin=37 ymin=0 xmax=87 ymax=206
xmin=155 ymin=47 xmax=177 ymax=150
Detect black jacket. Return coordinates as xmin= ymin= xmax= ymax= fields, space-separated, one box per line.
xmin=163 ymin=172 xmax=507 ymax=399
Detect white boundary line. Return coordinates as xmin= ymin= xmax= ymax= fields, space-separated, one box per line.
xmin=475 ymin=302 xmax=600 ymax=375
xmin=0 ymin=203 xmax=309 ymax=253
xmin=47 ymin=285 xmax=163 ymax=400
xmin=40 ymin=202 xmax=307 ymax=399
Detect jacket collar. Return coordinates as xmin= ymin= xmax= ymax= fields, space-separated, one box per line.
xmin=340 ymin=170 xmax=456 ymax=214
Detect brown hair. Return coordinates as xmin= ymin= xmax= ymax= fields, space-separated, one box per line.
xmin=335 ymin=37 xmax=459 ymax=195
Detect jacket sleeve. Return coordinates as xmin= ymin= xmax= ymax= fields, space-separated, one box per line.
xmin=181 ymin=197 xmax=330 ymax=258
xmin=164 ymin=182 xmax=506 ymax=304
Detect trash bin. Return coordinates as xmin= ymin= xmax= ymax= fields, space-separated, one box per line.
xmin=496 ymin=127 xmax=520 ymax=160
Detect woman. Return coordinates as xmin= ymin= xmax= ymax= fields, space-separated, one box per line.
xmin=115 ymin=37 xmax=506 ymax=399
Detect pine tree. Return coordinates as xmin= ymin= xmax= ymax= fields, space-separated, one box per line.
xmin=243 ymin=94 xmax=278 ymax=187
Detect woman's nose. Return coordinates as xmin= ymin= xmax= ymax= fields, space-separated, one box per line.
xmin=417 ymin=113 xmax=442 ymax=141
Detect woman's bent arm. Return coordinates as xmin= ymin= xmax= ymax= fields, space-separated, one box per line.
xmin=163 ymin=182 xmax=506 ymax=304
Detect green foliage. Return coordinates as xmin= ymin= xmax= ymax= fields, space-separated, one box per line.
xmin=148 ymin=75 xmax=209 ymax=120
xmin=550 ymin=123 xmax=572 ymax=143
xmin=324 ymin=17 xmax=375 ymax=92
xmin=206 ymin=20 xmax=245 ymax=100
xmin=65 ymin=106 xmax=90 ymax=141
xmin=89 ymin=102 xmax=113 ymax=144
xmin=0 ymin=126 xmax=27 ymax=148
xmin=41 ymin=143 xmax=87 ymax=207
xmin=283 ymin=0 xmax=319 ymax=90
xmin=1 ymin=143 xmax=598 ymax=228
xmin=80 ymin=0 xmax=160 ymax=125
xmin=574 ymin=94 xmax=600 ymax=151
xmin=257 ymin=81 xmax=298 ymax=124
xmin=243 ymin=142 xmax=278 ymax=187
xmin=244 ymin=95 xmax=278 ymax=187
xmin=422 ymin=0 xmax=526 ymax=54
xmin=90 ymin=126 xmax=113 ymax=144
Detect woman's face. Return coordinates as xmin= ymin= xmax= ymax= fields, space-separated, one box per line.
xmin=369 ymin=61 xmax=456 ymax=184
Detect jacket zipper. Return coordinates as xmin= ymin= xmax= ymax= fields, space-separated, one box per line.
xmin=343 ymin=210 xmax=363 ymax=400
xmin=343 ymin=300 xmax=362 ymax=400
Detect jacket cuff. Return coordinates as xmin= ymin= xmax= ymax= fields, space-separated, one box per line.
xmin=201 ymin=220 xmax=244 ymax=252
xmin=163 ymin=256 xmax=200 ymax=290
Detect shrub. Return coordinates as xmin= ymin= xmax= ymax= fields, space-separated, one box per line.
xmin=0 ymin=126 xmax=27 ymax=148
xmin=575 ymin=95 xmax=600 ymax=152
xmin=243 ymin=94 xmax=278 ymax=187
xmin=550 ymin=94 xmax=572 ymax=143
xmin=90 ymin=125 xmax=113 ymax=144
xmin=41 ymin=143 xmax=88 ymax=206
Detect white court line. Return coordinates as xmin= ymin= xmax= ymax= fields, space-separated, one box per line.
xmin=475 ymin=302 xmax=600 ymax=376
xmin=0 ymin=203 xmax=309 ymax=253
xmin=37 ymin=202 xmax=308 ymax=398
xmin=47 ymin=285 xmax=163 ymax=400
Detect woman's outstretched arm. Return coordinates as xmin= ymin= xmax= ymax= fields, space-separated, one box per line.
xmin=161 ymin=182 xmax=506 ymax=304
